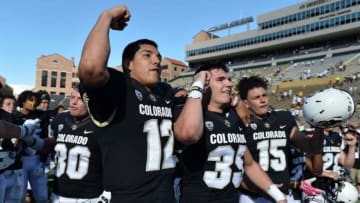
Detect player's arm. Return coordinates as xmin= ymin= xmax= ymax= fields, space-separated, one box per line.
xmin=304 ymin=154 xmax=325 ymax=177
xmin=290 ymin=127 xmax=323 ymax=176
xmin=0 ymin=120 xmax=23 ymax=138
xmin=0 ymin=119 xmax=47 ymax=151
xmin=339 ymin=130 xmax=357 ymax=168
xmin=78 ymin=5 xmax=130 ymax=87
xmin=305 ymin=156 xmax=339 ymax=180
xmin=174 ymin=71 xmax=208 ymax=145
xmin=243 ymin=149 xmax=286 ymax=203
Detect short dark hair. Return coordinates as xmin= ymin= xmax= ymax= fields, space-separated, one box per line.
xmin=236 ymin=76 xmax=268 ymax=100
xmin=0 ymin=91 xmax=16 ymax=107
xmin=17 ymin=90 xmax=37 ymax=108
xmin=72 ymin=83 xmax=80 ymax=91
xmin=195 ymin=62 xmax=228 ymax=75
xmin=122 ymin=39 xmax=159 ymax=74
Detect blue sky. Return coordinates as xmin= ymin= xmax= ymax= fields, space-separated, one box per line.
xmin=0 ymin=0 xmax=304 ymax=89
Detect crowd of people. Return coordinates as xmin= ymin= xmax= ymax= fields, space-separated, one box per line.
xmin=1 ymin=4 xmax=360 ymax=203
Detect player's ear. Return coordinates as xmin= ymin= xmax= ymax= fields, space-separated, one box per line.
xmin=243 ymin=100 xmax=249 ymax=108
xmin=128 ymin=61 xmax=134 ymax=71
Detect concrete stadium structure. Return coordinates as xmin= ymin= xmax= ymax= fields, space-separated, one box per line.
xmin=168 ymin=0 xmax=360 ymax=125
xmin=184 ymin=0 xmax=360 ymax=71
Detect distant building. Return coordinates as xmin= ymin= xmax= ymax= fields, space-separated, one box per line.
xmin=185 ymin=0 xmax=360 ymax=69
xmin=35 ymin=54 xmax=79 ymax=97
xmin=192 ymin=31 xmax=219 ymax=43
xmin=160 ymin=57 xmax=189 ymax=82
xmin=34 ymin=54 xmax=187 ymax=95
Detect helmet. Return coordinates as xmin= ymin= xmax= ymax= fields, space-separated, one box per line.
xmin=303 ymin=88 xmax=355 ymax=128
xmin=336 ymin=181 xmax=358 ymax=203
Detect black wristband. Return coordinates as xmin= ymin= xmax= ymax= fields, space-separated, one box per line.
xmin=190 ymin=85 xmax=203 ymax=92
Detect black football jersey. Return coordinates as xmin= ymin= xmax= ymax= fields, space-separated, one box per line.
xmin=321 ymin=130 xmax=344 ymax=172
xmin=179 ymin=108 xmax=247 ymax=203
xmin=80 ymin=68 xmax=177 ymax=203
xmin=242 ymin=110 xmax=297 ymax=194
xmin=51 ymin=112 xmax=103 ymax=198
xmin=304 ymin=130 xmax=345 ymax=189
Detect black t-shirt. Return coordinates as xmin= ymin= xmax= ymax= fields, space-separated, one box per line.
xmin=51 ymin=112 xmax=103 ymax=198
xmin=0 ymin=109 xmax=22 ymax=172
xmin=242 ymin=110 xmax=296 ymax=194
xmin=179 ymin=108 xmax=247 ymax=203
xmin=80 ymin=68 xmax=177 ymax=203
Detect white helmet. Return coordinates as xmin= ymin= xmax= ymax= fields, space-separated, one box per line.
xmin=303 ymin=88 xmax=355 ymax=128
xmin=336 ymin=181 xmax=358 ymax=203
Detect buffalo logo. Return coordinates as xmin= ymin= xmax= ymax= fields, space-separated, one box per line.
xmin=205 ymin=121 xmax=214 ymax=131
xmin=135 ymin=90 xmax=143 ymax=101
xmin=71 ymin=124 xmax=77 ymax=130
xmin=224 ymin=120 xmax=231 ymax=128
xmin=250 ymin=123 xmax=257 ymax=130
xmin=264 ymin=122 xmax=270 ymax=128
xmin=149 ymin=94 xmax=157 ymax=102
xmin=58 ymin=124 xmax=64 ymax=132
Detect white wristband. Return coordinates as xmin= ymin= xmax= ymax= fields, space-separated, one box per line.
xmin=267 ymin=184 xmax=286 ymax=202
xmin=188 ymin=90 xmax=202 ymax=99
xmin=188 ymin=80 xmax=204 ymax=99
xmin=191 ymin=80 xmax=204 ymax=90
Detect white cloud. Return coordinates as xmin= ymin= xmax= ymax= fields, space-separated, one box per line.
xmin=9 ymin=84 xmax=34 ymax=96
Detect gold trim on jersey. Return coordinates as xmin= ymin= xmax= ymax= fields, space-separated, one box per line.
xmin=82 ymin=92 xmax=117 ymax=127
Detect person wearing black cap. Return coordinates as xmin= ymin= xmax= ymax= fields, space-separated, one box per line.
xmin=36 ymin=90 xmax=50 ymax=111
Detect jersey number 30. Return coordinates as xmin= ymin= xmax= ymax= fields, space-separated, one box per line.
xmin=55 ymin=144 xmax=90 ymax=180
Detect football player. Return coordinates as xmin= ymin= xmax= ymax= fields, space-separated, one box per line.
xmin=174 ymin=63 xmax=286 ymax=203
xmin=78 ymin=5 xmax=191 ymax=203
xmin=302 ymin=127 xmax=357 ymax=202
xmin=49 ymin=86 xmax=104 ymax=203
xmin=236 ymin=76 xmax=324 ymax=203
